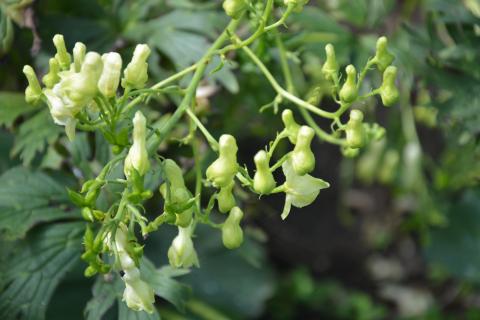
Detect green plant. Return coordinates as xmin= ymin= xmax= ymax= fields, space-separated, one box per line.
xmin=2 ymin=0 xmax=400 ymax=318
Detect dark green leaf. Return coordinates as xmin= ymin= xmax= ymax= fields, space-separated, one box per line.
xmin=11 ymin=109 xmax=62 ymax=166
xmin=0 ymin=91 xmax=37 ymax=128
xmin=0 ymin=166 xmax=78 ymax=240
xmin=85 ymin=276 xmax=120 ymax=320
xmin=0 ymin=222 xmax=84 ymax=320
xmin=140 ymin=259 xmax=191 ymax=312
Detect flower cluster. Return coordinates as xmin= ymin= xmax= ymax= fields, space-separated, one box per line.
xmin=23 ymin=35 xmax=150 ymax=140
xmin=21 ymin=4 xmax=399 ymax=312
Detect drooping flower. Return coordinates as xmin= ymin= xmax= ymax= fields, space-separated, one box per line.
xmin=281 ymin=158 xmax=330 ymax=220
xmin=168 ymin=225 xmax=199 ymax=268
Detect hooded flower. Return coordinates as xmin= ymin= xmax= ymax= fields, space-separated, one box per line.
xmin=168 ymin=225 xmax=199 ymax=268
xmin=105 ymin=225 xmax=155 ymax=314
xmin=124 ymin=111 xmax=150 ymax=178
xmin=281 ymin=158 xmax=330 ymax=220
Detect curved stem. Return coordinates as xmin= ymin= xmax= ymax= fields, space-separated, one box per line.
xmin=186 ymin=109 xmax=219 ymax=151
xmin=147 ymin=19 xmax=242 ymax=155
xmin=241 ymin=45 xmax=338 ymax=119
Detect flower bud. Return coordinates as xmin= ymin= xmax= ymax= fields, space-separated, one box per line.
xmin=65 ymin=52 xmax=103 ymax=106
xmin=124 ymin=111 xmax=150 ymax=178
xmin=123 ymin=274 xmax=155 ymax=313
xmin=72 ymin=42 xmax=86 ymax=72
xmin=222 ymin=207 xmax=244 ymax=249
xmin=223 ymin=0 xmax=247 ymax=19
xmin=341 ymin=146 xmax=360 ymax=158
xmin=379 ymin=66 xmax=399 ymax=107
xmin=284 ymin=0 xmax=309 ymax=12
xmin=253 ymin=150 xmax=276 ymax=194
xmin=206 ymin=134 xmax=238 ymax=188
xmin=339 ymin=65 xmax=358 ymax=103
xmin=98 ymin=52 xmax=122 ymax=98
xmin=122 ymin=44 xmax=150 ymax=89
xmin=281 ymin=109 xmax=300 ymax=144
xmin=168 ymin=226 xmax=199 ymax=268
xmin=217 ymin=181 xmax=236 ymax=213
xmin=281 ymin=159 xmax=329 ymax=219
xmin=291 ymin=126 xmax=315 ymax=175
xmin=373 ymin=36 xmax=394 ymax=72
xmin=42 ymin=58 xmax=61 ymax=88
xmin=163 ymin=159 xmax=185 ymax=188
xmin=23 ymin=65 xmax=42 ymax=105
xmin=321 ymin=44 xmax=339 ymax=81
xmin=345 ymin=109 xmax=365 ymax=149
xmin=52 ymin=34 xmax=71 ymax=70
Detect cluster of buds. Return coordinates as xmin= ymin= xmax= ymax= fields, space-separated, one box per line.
xmin=23 ymin=34 xmax=151 ymax=140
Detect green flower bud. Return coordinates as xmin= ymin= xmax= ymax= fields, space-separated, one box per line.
xmin=163 ymin=159 xmax=186 ymax=188
xmin=379 ymin=66 xmax=399 ymax=107
xmin=168 ymin=226 xmax=199 ymax=268
xmin=321 ymin=44 xmax=339 ymax=81
xmin=281 ymin=109 xmax=301 ymax=144
xmin=23 ymin=65 xmax=42 ymax=104
xmin=222 ymin=0 xmax=247 ymax=19
xmin=72 ymin=42 xmax=86 ymax=72
xmin=339 ymin=65 xmax=358 ymax=103
xmin=123 ymin=270 xmax=155 ymax=314
xmin=98 ymin=52 xmax=122 ymax=98
xmin=341 ymin=146 xmax=360 ymax=158
xmin=291 ymin=126 xmax=315 ymax=175
xmin=124 ymin=111 xmax=150 ymax=178
xmin=84 ymin=265 xmax=97 ymax=277
xmin=222 ymin=207 xmax=244 ymax=249
xmin=206 ymin=134 xmax=238 ymax=188
xmin=52 ymin=34 xmax=71 ymax=70
xmin=281 ymin=159 xmax=329 ymax=219
xmin=378 ymin=149 xmax=399 ymax=184
xmin=364 ymin=123 xmax=386 ymax=143
xmin=253 ymin=150 xmax=276 ymax=194
xmin=345 ymin=109 xmax=365 ymax=149
xmin=284 ymin=0 xmax=309 ymax=12
xmin=372 ymin=36 xmax=394 ymax=72
xmin=42 ymin=58 xmax=61 ymax=88
xmin=122 ymin=44 xmax=150 ymax=89
xmin=217 ymin=181 xmax=236 ymax=213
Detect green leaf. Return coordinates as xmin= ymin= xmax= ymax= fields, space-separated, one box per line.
xmin=425 ymin=190 xmax=480 ymax=283
xmin=0 ymin=222 xmax=84 ymax=320
xmin=0 ymin=91 xmax=37 ymax=128
xmin=0 ymin=166 xmax=77 ymax=240
xmin=85 ymin=276 xmax=120 ymax=320
xmin=11 ymin=109 xmax=62 ymax=165
xmin=140 ymin=259 xmax=191 ymax=312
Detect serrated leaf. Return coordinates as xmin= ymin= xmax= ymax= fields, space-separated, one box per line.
xmin=0 ymin=166 xmax=78 ymax=239
xmin=11 ymin=109 xmax=62 ymax=165
xmin=0 ymin=222 xmax=84 ymax=320
xmin=0 ymin=91 xmax=37 ymax=128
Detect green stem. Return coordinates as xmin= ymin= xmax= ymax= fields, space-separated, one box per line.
xmin=217 ymin=0 xmax=275 ymax=55
xmin=275 ymin=33 xmax=345 ymax=145
xmin=122 ymin=63 xmax=198 ymax=114
xmin=241 ymin=45 xmax=337 ymax=119
xmin=186 ymin=109 xmax=219 ymax=151
xmin=147 ymin=19 xmax=241 ymax=155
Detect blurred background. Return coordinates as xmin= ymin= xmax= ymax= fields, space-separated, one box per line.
xmin=1 ymin=0 xmax=480 ymax=319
